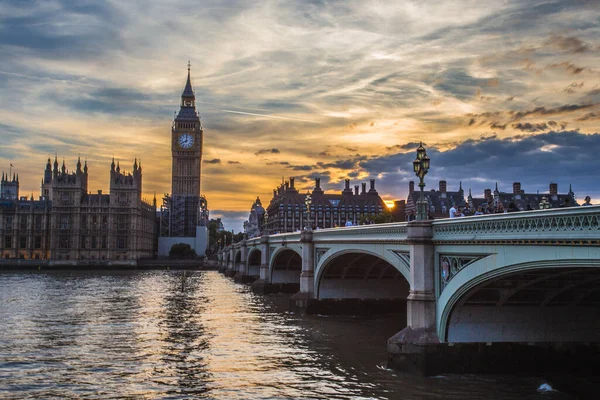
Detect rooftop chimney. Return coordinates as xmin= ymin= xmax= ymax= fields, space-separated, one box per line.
xmin=513 ymin=182 xmax=521 ymax=195
xmin=361 ymin=182 xmax=367 ymax=194
xmin=354 ymin=185 xmax=359 ymax=196
xmin=290 ymin=177 xmax=295 ymax=189
xmin=285 ymin=181 xmax=289 ymax=190
xmin=484 ymin=188 xmax=492 ymax=202
xmin=409 ymin=181 xmax=415 ymax=194
xmin=549 ymin=183 xmax=558 ymax=195
xmin=369 ymin=179 xmax=377 ymax=193
xmin=273 ymin=189 xmax=277 ymax=198
xmin=344 ymin=179 xmax=351 ymax=192
xmin=315 ymin=177 xmax=321 ymax=190
xmin=98 ymin=190 xmax=102 ymax=195
xmin=439 ymin=180 xmax=447 ymax=193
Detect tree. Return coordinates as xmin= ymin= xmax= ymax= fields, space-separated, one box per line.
xmin=358 ymin=210 xmax=394 ymax=225
xmin=169 ymin=243 xmax=196 ymax=259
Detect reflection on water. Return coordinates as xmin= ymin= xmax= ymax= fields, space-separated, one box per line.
xmin=0 ymin=270 xmax=581 ymax=399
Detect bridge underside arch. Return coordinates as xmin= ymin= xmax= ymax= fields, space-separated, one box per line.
xmin=446 ymin=266 xmax=600 ymax=343
xmin=270 ymin=249 xmax=301 ymax=284
xmin=247 ymin=249 xmax=261 ymax=277
xmin=234 ymin=250 xmax=241 ymax=264
xmin=317 ymin=252 xmax=409 ymax=300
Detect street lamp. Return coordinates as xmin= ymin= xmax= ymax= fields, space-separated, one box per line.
xmin=304 ymin=191 xmax=312 ymax=231
xmin=412 ymin=142 xmax=431 ymax=221
xmin=539 ymin=196 xmax=551 ymax=209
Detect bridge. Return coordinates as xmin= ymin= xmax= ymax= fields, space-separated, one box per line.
xmin=217 ymin=206 xmax=600 ymax=375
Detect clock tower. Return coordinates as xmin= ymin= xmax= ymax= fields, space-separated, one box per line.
xmin=172 ymin=62 xmax=203 ymax=196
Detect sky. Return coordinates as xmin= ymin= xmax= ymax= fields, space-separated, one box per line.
xmin=0 ymin=0 xmax=599 ymax=232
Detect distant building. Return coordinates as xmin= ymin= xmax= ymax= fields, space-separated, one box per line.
xmin=265 ymin=177 xmax=387 ymax=233
xmin=469 ymin=182 xmax=579 ymax=212
xmin=404 ymin=180 xmax=579 ymax=220
xmin=1 ymin=173 xmax=51 ymax=260
xmin=0 ymin=157 xmax=157 ymax=262
xmin=211 ymin=218 xmax=225 ymax=232
xmin=405 ymin=180 xmax=466 ymax=220
xmin=244 ymin=197 xmax=265 ymax=238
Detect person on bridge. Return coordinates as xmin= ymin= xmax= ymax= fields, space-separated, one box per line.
xmin=449 ymin=205 xmax=457 ymax=218
xmin=583 ymin=196 xmax=592 ymax=206
xmin=345 ymin=219 xmax=353 ymax=227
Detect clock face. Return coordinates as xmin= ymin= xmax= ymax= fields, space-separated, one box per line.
xmin=178 ymin=133 xmax=194 ymax=149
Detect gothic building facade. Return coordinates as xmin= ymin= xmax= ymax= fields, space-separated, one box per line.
xmin=0 ymin=158 xmax=157 ymax=262
xmin=265 ymin=177 xmax=388 ymax=233
xmin=0 ymin=173 xmax=51 ymax=260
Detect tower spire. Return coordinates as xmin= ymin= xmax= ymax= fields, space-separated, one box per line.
xmin=182 ymin=62 xmax=195 ymax=100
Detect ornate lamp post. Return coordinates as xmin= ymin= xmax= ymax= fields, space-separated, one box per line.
xmin=304 ymin=191 xmax=312 ymax=231
xmin=539 ymin=196 xmax=551 ymax=209
xmin=412 ymin=142 xmax=431 ymax=221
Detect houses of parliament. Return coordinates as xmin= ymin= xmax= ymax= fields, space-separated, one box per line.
xmin=0 ymin=65 xmax=207 ymax=264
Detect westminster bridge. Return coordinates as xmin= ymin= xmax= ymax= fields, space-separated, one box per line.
xmin=217 ymin=206 xmax=600 ymax=375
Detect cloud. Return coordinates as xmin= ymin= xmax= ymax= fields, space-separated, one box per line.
xmin=316 ymin=156 xmax=368 ymax=170
xmin=227 ymin=160 xmax=241 ymax=164
xmin=546 ymin=62 xmax=586 ymax=75
xmin=509 ymin=104 xmax=598 ymax=120
xmin=577 ymin=112 xmax=600 ymax=121
xmin=204 ymin=158 xmax=221 ymax=164
xmin=386 ymin=142 xmax=423 ymax=151
xmin=288 ymin=164 xmax=313 ymax=171
xmin=255 ymin=148 xmax=280 ymax=156
xmin=512 ymin=122 xmax=547 ymax=132
xmin=544 ymin=35 xmax=590 ymax=54
xmin=266 ymin=161 xmax=289 ymax=165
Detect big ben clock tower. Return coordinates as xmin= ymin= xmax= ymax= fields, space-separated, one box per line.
xmin=158 ymin=62 xmax=209 ymax=250
xmin=172 ymin=62 xmax=203 ymax=196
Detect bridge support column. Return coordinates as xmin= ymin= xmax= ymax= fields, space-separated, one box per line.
xmin=388 ymin=220 xmax=441 ymax=374
xmin=289 ymin=230 xmax=315 ymax=313
xmin=224 ymin=247 xmax=236 ymax=277
xmin=234 ymin=240 xmax=257 ymax=284
xmin=252 ymin=235 xmax=272 ymax=293
xmin=217 ymin=252 xmax=224 ymax=273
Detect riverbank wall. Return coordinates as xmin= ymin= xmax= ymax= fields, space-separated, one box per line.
xmin=0 ymin=258 xmax=219 ymax=270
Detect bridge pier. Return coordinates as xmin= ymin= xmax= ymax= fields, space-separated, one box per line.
xmin=388 ymin=220 xmax=441 ymax=374
xmin=224 ymin=247 xmax=236 ymax=277
xmin=289 ymin=230 xmax=315 ymax=312
xmin=251 ymin=235 xmax=278 ymax=293
xmin=234 ymin=240 xmax=256 ymax=284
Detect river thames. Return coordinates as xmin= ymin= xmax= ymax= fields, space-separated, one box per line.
xmin=0 ymin=269 xmax=587 ymax=399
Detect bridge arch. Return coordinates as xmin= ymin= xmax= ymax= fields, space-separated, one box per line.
xmin=269 ymin=246 xmax=302 ymax=284
xmin=315 ymin=249 xmax=410 ymax=300
xmin=234 ymin=250 xmax=242 ymax=265
xmin=246 ymin=247 xmax=261 ymax=277
xmin=439 ymin=254 xmax=600 ymax=343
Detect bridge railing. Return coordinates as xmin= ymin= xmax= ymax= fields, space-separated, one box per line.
xmin=432 ymin=205 xmax=600 ymax=243
xmin=311 ymin=221 xmax=408 ymax=243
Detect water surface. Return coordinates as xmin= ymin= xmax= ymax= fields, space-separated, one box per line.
xmin=0 ymin=270 xmax=582 ymax=399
